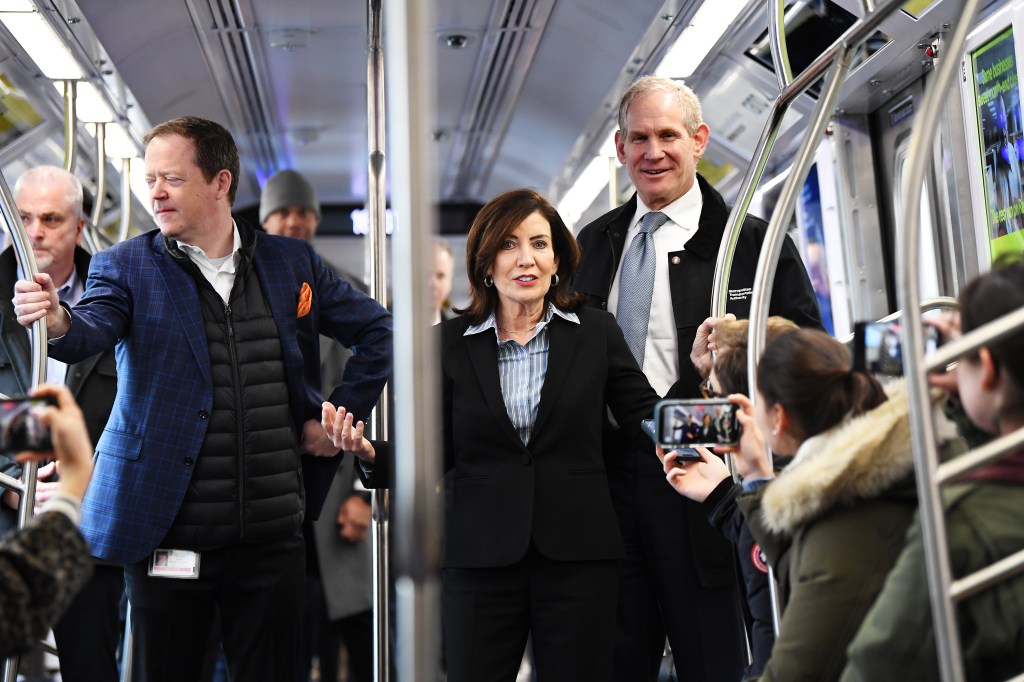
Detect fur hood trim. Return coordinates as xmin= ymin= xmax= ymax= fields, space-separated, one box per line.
xmin=760 ymin=380 xmax=953 ymax=534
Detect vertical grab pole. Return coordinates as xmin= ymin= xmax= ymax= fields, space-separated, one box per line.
xmin=366 ymin=1 xmax=391 ymax=680
xmin=85 ymin=122 xmax=107 ymax=254
xmin=62 ymin=80 xmax=78 ymax=173
xmin=746 ymin=52 xmax=854 ymax=639
xmin=117 ymin=158 xmax=131 ymax=243
xmin=0 ymin=169 xmax=48 ymax=682
xmin=385 ymin=0 xmax=443 ymax=679
xmin=897 ymin=2 xmax=981 ymax=680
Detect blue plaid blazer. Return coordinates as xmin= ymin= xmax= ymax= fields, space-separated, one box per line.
xmin=51 ymin=228 xmax=392 ymax=563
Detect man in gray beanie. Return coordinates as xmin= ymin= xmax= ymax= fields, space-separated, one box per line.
xmin=259 ymin=169 xmax=374 ymax=682
xmin=260 ymin=169 xmax=323 ymax=242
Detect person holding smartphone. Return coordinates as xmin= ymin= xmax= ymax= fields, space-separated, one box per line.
xmin=659 ymin=328 xmax=963 ymax=681
xmin=0 ymin=384 xmax=95 ymax=657
xmin=843 ymin=258 xmax=1024 ymax=681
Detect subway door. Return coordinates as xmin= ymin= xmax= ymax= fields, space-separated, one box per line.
xmin=872 ymin=77 xmax=959 ymax=308
xmin=812 ymin=114 xmax=890 ymax=333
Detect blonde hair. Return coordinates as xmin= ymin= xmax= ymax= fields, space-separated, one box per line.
xmin=618 ymin=76 xmax=703 ymax=135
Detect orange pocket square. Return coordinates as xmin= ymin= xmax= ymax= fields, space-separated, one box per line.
xmin=297 ymin=282 xmax=312 ymax=318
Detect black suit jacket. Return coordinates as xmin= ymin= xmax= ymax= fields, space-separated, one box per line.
xmin=0 ymin=246 xmax=117 ymax=534
xmin=439 ymin=307 xmax=659 ymax=569
xmin=573 ymin=174 xmax=822 ymax=585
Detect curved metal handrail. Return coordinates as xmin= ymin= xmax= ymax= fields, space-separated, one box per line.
xmin=768 ymin=0 xmax=793 ymax=90
xmin=711 ymin=0 xmax=907 ymax=320
xmin=897 ymin=1 xmax=983 ymax=680
xmin=836 ymin=297 xmax=961 ymax=345
xmin=747 ymin=49 xmax=853 ymax=467
xmin=0 ymin=164 xmax=48 ymax=682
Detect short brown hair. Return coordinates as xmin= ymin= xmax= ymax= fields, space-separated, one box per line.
xmin=143 ymin=116 xmax=240 ymax=204
xmin=456 ymin=188 xmax=583 ymax=324
xmin=714 ymin=317 xmax=800 ymax=395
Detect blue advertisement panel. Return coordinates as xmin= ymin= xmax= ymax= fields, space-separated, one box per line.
xmin=796 ymin=166 xmax=834 ymax=335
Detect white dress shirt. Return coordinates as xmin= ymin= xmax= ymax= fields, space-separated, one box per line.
xmin=174 ymin=222 xmax=243 ymax=304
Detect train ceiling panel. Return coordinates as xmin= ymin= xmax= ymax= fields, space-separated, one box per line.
xmin=61 ymin=0 xmax=670 ymax=214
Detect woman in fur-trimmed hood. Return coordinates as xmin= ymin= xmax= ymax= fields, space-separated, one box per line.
xmin=736 ymin=330 xmax=962 ymax=682
xmin=662 ymin=328 xmax=960 ymax=682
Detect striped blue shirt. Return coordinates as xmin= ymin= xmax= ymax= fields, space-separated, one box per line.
xmin=464 ymin=304 xmax=579 ymax=445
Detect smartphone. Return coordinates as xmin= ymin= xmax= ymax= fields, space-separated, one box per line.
xmin=853 ymin=320 xmax=940 ymax=377
xmin=0 ymin=395 xmax=56 ymax=452
xmin=653 ymin=398 xmax=741 ymax=451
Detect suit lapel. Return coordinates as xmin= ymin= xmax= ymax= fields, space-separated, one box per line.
xmin=531 ymin=316 xmax=577 ymax=438
xmin=464 ymin=330 xmax=524 ymax=449
xmin=151 ymin=235 xmax=211 ymax=385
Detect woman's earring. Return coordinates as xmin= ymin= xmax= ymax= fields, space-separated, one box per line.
xmin=550 ymin=273 xmax=559 ymax=287
xmin=771 ymin=428 xmax=778 ymax=437
xmin=484 ymin=275 xmax=494 ymax=288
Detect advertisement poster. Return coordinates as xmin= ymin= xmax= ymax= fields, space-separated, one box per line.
xmin=972 ymin=26 xmax=1024 ymax=259
xmin=796 ymin=167 xmax=834 ymax=336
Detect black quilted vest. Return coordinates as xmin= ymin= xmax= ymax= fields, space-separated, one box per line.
xmin=161 ymin=235 xmax=302 ymax=549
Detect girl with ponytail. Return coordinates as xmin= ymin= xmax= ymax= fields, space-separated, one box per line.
xmin=662 ymin=328 xmax=959 ymax=681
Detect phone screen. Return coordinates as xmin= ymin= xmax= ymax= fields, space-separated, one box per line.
xmin=0 ymin=396 xmax=55 ymax=452
xmin=853 ymin=320 xmax=940 ymax=377
xmin=653 ymin=398 xmax=740 ymax=449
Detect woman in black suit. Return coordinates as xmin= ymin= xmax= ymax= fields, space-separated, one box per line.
xmin=439 ymin=188 xmax=660 ymax=681
xmin=328 ymin=189 xmax=658 ymax=681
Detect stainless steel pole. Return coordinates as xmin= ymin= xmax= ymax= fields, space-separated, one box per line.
xmin=384 ymin=0 xmax=443 ymax=680
xmin=0 ymin=166 xmax=48 ymax=682
xmin=117 ymin=158 xmax=131 ymax=242
xmin=85 ymin=122 xmax=107 ymax=254
xmin=63 ymin=80 xmax=78 ymax=173
xmin=366 ymin=1 xmax=392 ymax=680
xmin=898 ymin=3 xmax=982 ymax=679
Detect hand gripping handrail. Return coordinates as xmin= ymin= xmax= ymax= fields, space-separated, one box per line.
xmin=0 ymin=167 xmax=49 ymax=682
xmin=897 ymin=0 xmax=984 ymax=680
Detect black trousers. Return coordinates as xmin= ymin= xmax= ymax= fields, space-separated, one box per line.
xmin=296 ymin=574 xmax=372 ymax=682
xmin=53 ymin=562 xmax=125 ymax=682
xmin=610 ymin=447 xmax=747 ymax=682
xmin=124 ymin=531 xmax=305 ymax=682
xmin=443 ymin=543 xmax=618 ymax=682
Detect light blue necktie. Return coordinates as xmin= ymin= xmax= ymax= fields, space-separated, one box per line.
xmin=616 ymin=211 xmax=669 ymax=367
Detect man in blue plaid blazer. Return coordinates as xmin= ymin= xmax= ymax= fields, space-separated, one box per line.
xmin=13 ymin=116 xmax=392 ymax=681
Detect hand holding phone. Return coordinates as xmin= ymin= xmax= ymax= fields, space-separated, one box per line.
xmin=13 ymin=384 xmax=94 ymax=504
xmin=661 ymin=446 xmax=731 ymax=503
xmin=0 ymin=395 xmax=56 ymax=453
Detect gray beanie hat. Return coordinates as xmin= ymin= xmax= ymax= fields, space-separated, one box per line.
xmin=259 ymin=169 xmax=321 ymax=225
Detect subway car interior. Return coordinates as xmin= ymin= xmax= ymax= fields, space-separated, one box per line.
xmin=0 ymin=0 xmax=1022 ymax=680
